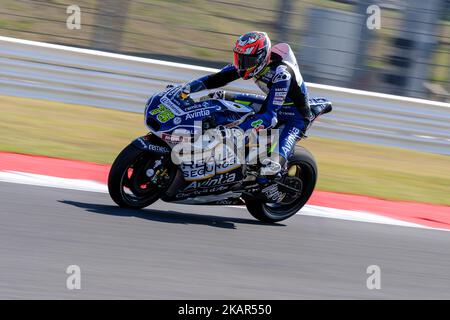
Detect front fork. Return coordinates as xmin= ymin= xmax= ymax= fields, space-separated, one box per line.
xmin=131 ymin=133 xmax=175 ymax=189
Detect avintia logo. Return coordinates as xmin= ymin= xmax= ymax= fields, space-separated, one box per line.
xmin=185 ymin=172 xmax=237 ymax=190
xmin=185 ymin=109 xmax=210 ymax=120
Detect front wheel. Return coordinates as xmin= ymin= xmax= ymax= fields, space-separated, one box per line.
xmin=108 ymin=144 xmax=172 ymax=209
xmin=244 ymin=146 xmax=318 ymax=223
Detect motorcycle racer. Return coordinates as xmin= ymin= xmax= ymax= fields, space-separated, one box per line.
xmin=180 ymin=31 xmax=314 ymax=187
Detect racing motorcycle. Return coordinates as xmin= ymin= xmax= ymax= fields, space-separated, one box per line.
xmin=108 ymin=85 xmax=332 ymax=223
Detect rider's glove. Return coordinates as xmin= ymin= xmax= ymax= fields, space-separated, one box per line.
xmin=180 ymin=84 xmax=191 ymax=100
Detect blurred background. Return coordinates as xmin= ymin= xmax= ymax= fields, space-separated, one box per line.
xmin=0 ymin=0 xmax=449 ymax=206
xmin=0 ymin=0 xmax=449 ymax=102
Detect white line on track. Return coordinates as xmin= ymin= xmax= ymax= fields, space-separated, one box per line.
xmin=0 ymin=170 xmax=107 ymax=193
xmin=0 ymin=170 xmax=445 ymax=232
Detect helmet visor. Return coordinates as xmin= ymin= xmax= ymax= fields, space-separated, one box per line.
xmin=234 ymin=52 xmax=259 ymax=72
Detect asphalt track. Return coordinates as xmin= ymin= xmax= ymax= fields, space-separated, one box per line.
xmin=1 ymin=181 xmax=450 ymax=299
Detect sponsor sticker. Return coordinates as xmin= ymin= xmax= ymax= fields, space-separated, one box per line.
xmin=137 ymin=138 xmax=170 ymax=153
xmin=175 ymin=185 xmax=229 ymax=198
xmin=273 ymin=66 xmax=291 ymax=83
xmin=181 ymin=159 xmax=216 ymax=181
xmin=147 ymin=144 xmax=170 ymax=153
xmin=262 ymin=184 xmax=281 ymax=201
xmin=273 ymin=97 xmax=285 ymax=106
xmin=173 ymin=117 xmax=182 ymax=125
xmin=184 ymin=103 xmax=205 ymax=112
xmin=185 ymin=109 xmax=210 ymax=120
xmin=281 ymin=127 xmax=301 ymax=156
xmin=160 ymin=95 xmax=184 ymax=115
xmin=184 ymin=172 xmax=237 ymax=190
xmin=161 ymin=132 xmax=189 ymax=143
xmin=251 ymin=119 xmax=263 ymax=128
xmin=251 ymin=118 xmax=265 ymax=131
xmin=150 ymin=104 xmax=175 ymax=123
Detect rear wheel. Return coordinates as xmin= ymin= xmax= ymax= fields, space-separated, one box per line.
xmin=244 ymin=146 xmax=317 ymax=223
xmin=108 ymin=144 xmax=171 ymax=209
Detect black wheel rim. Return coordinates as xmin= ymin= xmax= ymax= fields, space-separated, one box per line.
xmin=119 ymin=154 xmax=163 ymax=206
xmin=263 ymin=161 xmax=315 ymax=218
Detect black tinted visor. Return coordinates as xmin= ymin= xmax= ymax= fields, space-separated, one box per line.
xmin=234 ymin=52 xmax=258 ymax=71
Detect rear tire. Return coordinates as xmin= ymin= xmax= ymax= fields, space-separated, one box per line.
xmin=108 ymin=144 xmax=163 ymax=209
xmin=244 ymin=146 xmax=318 ymax=223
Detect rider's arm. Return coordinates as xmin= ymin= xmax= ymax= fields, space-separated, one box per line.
xmin=183 ymin=64 xmax=240 ymax=94
xmin=240 ymin=65 xmax=292 ymax=131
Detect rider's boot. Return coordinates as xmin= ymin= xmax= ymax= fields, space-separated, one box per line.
xmin=255 ymin=156 xmax=287 ymax=203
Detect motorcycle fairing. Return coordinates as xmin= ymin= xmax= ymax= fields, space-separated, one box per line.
xmin=144 ymin=87 xmax=254 ymax=142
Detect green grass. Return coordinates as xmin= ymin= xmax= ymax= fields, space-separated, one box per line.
xmin=0 ymin=95 xmax=145 ymax=164
xmin=1 ymin=94 xmax=449 ymax=205
xmin=302 ymin=137 xmax=450 ymax=205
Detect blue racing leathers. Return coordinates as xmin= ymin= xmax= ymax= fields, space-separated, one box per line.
xmin=184 ymin=47 xmax=312 ymax=162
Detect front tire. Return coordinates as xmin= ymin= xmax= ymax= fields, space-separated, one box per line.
xmin=108 ymin=144 xmax=166 ymax=209
xmin=244 ymin=146 xmax=318 ymax=223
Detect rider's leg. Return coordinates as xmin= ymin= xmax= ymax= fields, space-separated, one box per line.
xmin=259 ymin=108 xmax=306 ymax=179
xmin=256 ymin=121 xmax=304 ymax=203
xmin=297 ymin=83 xmax=315 ymax=132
